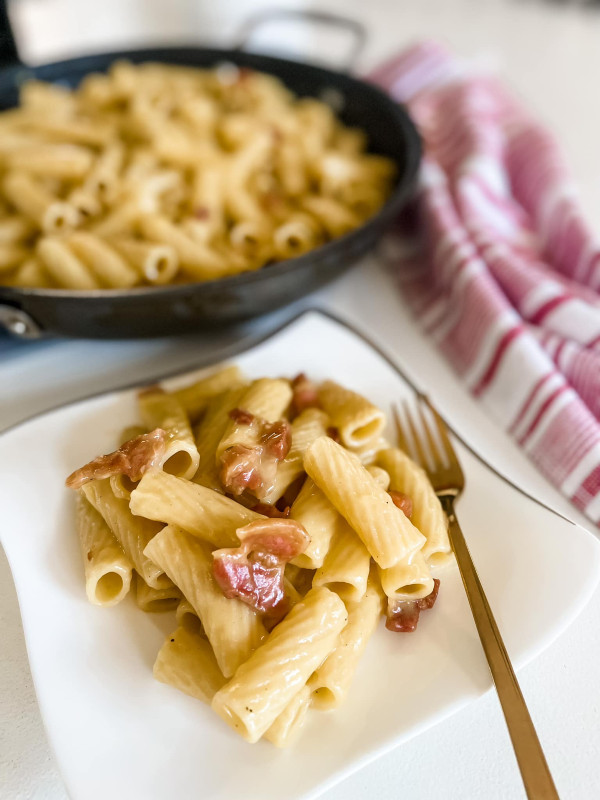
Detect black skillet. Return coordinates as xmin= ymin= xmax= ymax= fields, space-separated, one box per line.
xmin=0 ymin=9 xmax=420 ymax=339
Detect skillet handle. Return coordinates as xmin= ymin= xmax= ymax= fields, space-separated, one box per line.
xmin=0 ymin=0 xmax=22 ymax=68
xmin=0 ymin=303 xmax=42 ymax=338
xmin=235 ymin=9 xmax=367 ymax=73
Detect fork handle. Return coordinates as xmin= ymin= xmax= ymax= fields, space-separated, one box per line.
xmin=439 ymin=494 xmax=559 ymax=800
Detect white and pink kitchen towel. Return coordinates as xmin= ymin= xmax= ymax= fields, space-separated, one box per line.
xmin=371 ymin=43 xmax=600 ymax=526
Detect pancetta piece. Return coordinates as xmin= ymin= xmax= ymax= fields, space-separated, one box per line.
xmin=291 ymin=373 xmax=320 ymax=415
xmin=65 ymin=428 xmax=167 ymax=489
xmin=385 ymin=579 xmax=441 ymax=633
xmin=388 ymin=490 xmax=413 ymax=519
xmin=212 ymin=518 xmax=309 ymax=614
xmin=219 ymin=410 xmax=292 ymax=499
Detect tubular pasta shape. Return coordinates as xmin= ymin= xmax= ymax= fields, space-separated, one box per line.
xmin=67 ymin=188 xmax=102 ymax=221
xmin=312 ymin=518 xmax=371 ymax=604
xmin=0 ymin=215 xmax=34 ymax=244
xmin=68 ymin=231 xmax=138 ymax=289
xmin=112 ymin=238 xmax=179 ymax=285
xmin=351 ymin=436 xmax=391 ymax=465
xmin=108 ymin=425 xmax=148 ymax=500
xmin=144 ymin=526 xmax=266 ymax=678
xmin=84 ymin=141 xmax=124 ymax=200
xmin=4 ymin=144 xmax=93 ymax=180
xmin=171 ymin=365 xmax=245 ymax=423
xmin=81 ymin=478 xmax=165 ymax=588
xmin=21 ymin=116 xmax=114 ymax=146
xmin=264 ymin=685 xmax=312 ymax=747
xmin=215 ymin=378 xmax=292 ymax=461
xmin=138 ymin=388 xmax=199 ymax=480
xmin=193 ymin=386 xmax=248 ymax=491
xmin=378 ymin=549 xmax=434 ymax=602
xmin=9 ymin=257 xmax=51 ymax=288
xmin=318 ymin=380 xmax=386 ymax=449
xmin=212 ymin=586 xmax=347 ymax=742
xmin=0 ymin=243 xmax=29 ymax=274
xmin=134 ymin=572 xmax=182 ymax=612
xmin=138 ymin=214 xmax=227 ymax=281
xmin=377 ymin=448 xmax=453 ymax=568
xmin=303 ymin=437 xmax=426 ymax=569
xmin=3 ymin=172 xmax=80 ymax=233
xmin=37 ymin=236 xmax=98 ymax=290
xmin=129 ymin=470 xmax=261 ymax=548
xmin=300 ymin=195 xmax=359 ymax=237
xmin=4 ymin=64 xmax=394 ymax=291
xmin=176 ymin=598 xmax=205 ymax=635
xmin=309 ymin=574 xmax=383 ymax=709
xmin=75 ymin=491 xmax=132 ymax=606
xmin=154 ymin=626 xmax=226 ymax=703
xmin=190 ymin=164 xmax=224 ymax=239
xmin=366 ymin=464 xmax=390 ymax=490
xmin=289 ymin=477 xmax=339 ymax=569
xmin=261 ymin=408 xmax=329 ymax=504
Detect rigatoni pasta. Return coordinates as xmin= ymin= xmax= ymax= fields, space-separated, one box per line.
xmin=175 ymin=598 xmax=204 ymax=634
xmin=312 ymin=518 xmax=371 ymax=604
xmin=263 ymin=685 xmax=312 ymax=748
xmin=192 ymin=385 xmax=248 ymax=492
xmin=0 ymin=215 xmax=34 ymax=244
xmin=65 ymin=364 xmax=452 ymax=747
xmin=377 ymin=448 xmax=454 ymax=568
xmin=37 ymin=236 xmax=99 ymax=289
xmin=144 ymin=526 xmax=266 ymax=677
xmin=9 ymin=257 xmax=50 ymax=288
xmin=134 ymin=573 xmax=182 ymax=612
xmin=67 ymin=231 xmax=138 ymax=288
xmin=304 ymin=436 xmax=426 ymax=568
xmin=215 ymin=377 xmax=292 ymax=460
xmin=289 ymin=477 xmax=339 ymax=569
xmin=211 ymin=586 xmax=347 ymax=743
xmin=378 ymin=549 xmax=435 ymax=602
xmin=154 ymin=625 xmax=226 ymax=703
xmin=1 ymin=61 xmax=395 ymax=290
xmin=81 ymin=478 xmax=165 ymax=588
xmin=138 ymin=387 xmax=199 ymax=479
xmin=171 ymin=365 xmax=244 ymax=422
xmin=130 ymin=470 xmax=259 ymax=547
xmin=261 ymin=407 xmax=329 ymax=504
xmin=3 ymin=171 xmax=80 ymax=234
xmin=309 ymin=572 xmax=383 ymax=709
xmin=111 ymin=238 xmax=178 ymax=285
xmin=318 ymin=379 xmax=386 ymax=448
xmin=75 ymin=492 xmax=132 ymax=606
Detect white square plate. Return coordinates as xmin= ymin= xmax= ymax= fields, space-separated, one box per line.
xmin=2 ymin=310 xmax=599 ymax=800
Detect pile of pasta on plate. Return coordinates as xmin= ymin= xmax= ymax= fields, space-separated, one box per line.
xmin=0 ymin=61 xmax=395 ymax=290
xmin=65 ymin=365 xmax=453 ymax=746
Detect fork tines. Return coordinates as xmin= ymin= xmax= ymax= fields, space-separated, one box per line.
xmin=392 ymin=396 xmax=464 ymax=493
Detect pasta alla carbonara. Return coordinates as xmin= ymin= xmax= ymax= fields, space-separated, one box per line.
xmin=0 ymin=61 xmax=395 ymax=290
xmin=65 ymin=366 xmax=453 ymax=746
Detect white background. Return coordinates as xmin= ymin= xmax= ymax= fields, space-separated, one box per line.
xmin=2 ymin=0 xmax=600 ymax=798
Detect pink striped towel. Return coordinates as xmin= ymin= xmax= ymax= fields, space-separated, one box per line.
xmin=370 ymin=43 xmax=600 ymax=526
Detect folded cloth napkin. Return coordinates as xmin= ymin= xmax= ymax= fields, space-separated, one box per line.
xmin=370 ymin=42 xmax=600 ymax=526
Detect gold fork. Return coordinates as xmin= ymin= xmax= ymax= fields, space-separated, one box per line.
xmin=394 ymin=395 xmax=559 ymax=800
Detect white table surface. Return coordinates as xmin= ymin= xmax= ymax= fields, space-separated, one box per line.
xmin=2 ymin=1 xmax=600 ymax=798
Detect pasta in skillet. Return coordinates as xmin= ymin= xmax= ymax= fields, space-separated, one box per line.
xmin=1 ymin=61 xmax=395 ymax=290
xmin=64 ymin=364 xmax=453 ymax=746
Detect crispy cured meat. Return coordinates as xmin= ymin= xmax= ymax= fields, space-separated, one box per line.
xmin=65 ymin=429 xmax=166 ymax=490
xmin=212 ymin=518 xmax=309 ymax=614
